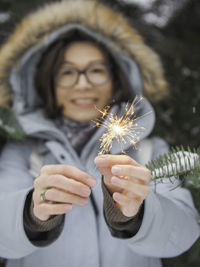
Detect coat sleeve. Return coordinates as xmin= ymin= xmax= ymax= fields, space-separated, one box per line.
xmin=120 ymin=137 xmax=200 ymax=258
xmin=0 ymin=140 xmax=40 ymax=259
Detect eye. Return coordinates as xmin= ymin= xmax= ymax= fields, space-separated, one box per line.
xmin=90 ymin=66 xmax=106 ymax=74
xmin=62 ymin=70 xmax=74 ymax=75
xmin=92 ymin=68 xmax=103 ymax=73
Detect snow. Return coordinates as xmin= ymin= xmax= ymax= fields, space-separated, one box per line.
xmin=152 ymin=151 xmax=199 ymax=178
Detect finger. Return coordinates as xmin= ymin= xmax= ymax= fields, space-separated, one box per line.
xmin=34 ymin=202 xmax=72 ymax=219
xmin=113 ymin=192 xmax=141 ymax=217
xmin=111 ymin=165 xmax=152 ymax=184
xmin=125 ymin=189 xmax=143 ymax=202
xmin=40 ymin=165 xmax=96 ymax=187
xmin=111 ymin=176 xmax=150 ymax=198
xmin=34 ymin=175 xmax=91 ymax=198
xmin=94 ymin=154 xmax=140 ymax=168
xmin=44 ymin=188 xmax=88 ymax=206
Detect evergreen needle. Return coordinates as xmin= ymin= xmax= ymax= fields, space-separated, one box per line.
xmin=146 ymin=146 xmax=200 ymax=189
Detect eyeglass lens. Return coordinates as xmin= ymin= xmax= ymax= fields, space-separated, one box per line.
xmin=56 ymin=63 xmax=110 ymax=88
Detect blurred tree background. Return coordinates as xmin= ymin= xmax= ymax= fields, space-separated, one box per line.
xmin=0 ymin=0 xmax=199 ymax=266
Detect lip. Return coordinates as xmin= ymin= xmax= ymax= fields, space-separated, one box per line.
xmin=71 ymin=97 xmax=98 ymax=108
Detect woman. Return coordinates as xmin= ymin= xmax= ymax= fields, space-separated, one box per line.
xmin=0 ymin=1 xmax=199 ymax=267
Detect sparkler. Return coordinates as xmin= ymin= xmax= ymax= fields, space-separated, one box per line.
xmin=95 ymin=96 xmax=146 ymax=155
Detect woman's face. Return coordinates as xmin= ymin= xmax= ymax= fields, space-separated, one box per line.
xmin=55 ymin=41 xmax=113 ymax=122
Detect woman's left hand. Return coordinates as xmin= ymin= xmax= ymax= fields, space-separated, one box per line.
xmin=94 ymin=154 xmax=152 ymax=217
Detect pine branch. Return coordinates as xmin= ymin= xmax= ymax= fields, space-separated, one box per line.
xmin=0 ymin=108 xmax=25 ymax=140
xmin=146 ymin=146 xmax=200 ymax=188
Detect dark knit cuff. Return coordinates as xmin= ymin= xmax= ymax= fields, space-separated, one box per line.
xmin=28 ymin=200 xmax=63 ymax=232
xmin=102 ymin=179 xmax=144 ymax=237
xmin=23 ymin=189 xmax=65 ymax=246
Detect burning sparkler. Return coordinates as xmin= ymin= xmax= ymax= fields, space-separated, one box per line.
xmin=95 ymin=96 xmax=147 ymax=155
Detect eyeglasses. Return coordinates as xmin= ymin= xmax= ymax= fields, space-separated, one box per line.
xmin=55 ymin=62 xmax=111 ymax=88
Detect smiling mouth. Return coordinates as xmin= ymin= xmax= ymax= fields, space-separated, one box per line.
xmin=71 ymin=98 xmax=98 ymax=107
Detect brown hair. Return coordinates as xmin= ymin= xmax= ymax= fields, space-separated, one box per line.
xmin=35 ymin=31 xmax=130 ymax=118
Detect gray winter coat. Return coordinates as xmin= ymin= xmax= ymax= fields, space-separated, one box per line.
xmin=0 ymin=1 xmax=199 ymax=267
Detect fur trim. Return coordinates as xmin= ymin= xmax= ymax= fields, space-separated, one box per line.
xmin=0 ymin=0 xmax=168 ymax=108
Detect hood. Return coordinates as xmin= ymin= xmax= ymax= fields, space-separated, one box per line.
xmin=0 ymin=0 xmax=168 ymax=143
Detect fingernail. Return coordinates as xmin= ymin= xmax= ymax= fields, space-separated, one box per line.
xmin=114 ymin=193 xmax=121 ymax=201
xmin=111 ymin=176 xmax=122 ymax=185
xmin=82 ymin=188 xmax=91 ymax=197
xmin=94 ymin=157 xmax=105 ymax=164
xmin=80 ymin=198 xmax=88 ymax=205
xmin=87 ymin=179 xmax=96 ymax=187
xmin=96 ymin=155 xmax=107 ymax=158
xmin=64 ymin=205 xmax=72 ymax=212
xmin=112 ymin=166 xmax=121 ymax=175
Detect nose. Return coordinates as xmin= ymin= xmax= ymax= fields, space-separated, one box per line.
xmin=75 ymin=73 xmax=91 ymax=89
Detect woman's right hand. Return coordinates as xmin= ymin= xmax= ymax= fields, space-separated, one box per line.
xmin=33 ymin=164 xmax=97 ymax=221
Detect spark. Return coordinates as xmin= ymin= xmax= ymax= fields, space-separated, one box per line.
xmin=95 ymin=96 xmax=146 ymax=155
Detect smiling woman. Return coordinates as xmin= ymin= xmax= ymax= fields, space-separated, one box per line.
xmin=35 ymin=33 xmax=129 ymax=121
xmin=55 ymin=42 xmax=113 ymax=122
xmin=0 ymin=0 xmax=199 ymax=267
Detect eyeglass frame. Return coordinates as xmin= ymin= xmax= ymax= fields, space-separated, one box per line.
xmin=54 ymin=62 xmax=112 ymax=89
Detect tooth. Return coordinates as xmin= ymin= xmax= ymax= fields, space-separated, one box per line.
xmin=75 ymin=99 xmax=94 ymax=104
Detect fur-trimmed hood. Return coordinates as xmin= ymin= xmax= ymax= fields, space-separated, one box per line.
xmin=0 ymin=0 xmax=168 ymax=144
xmin=0 ymin=0 xmax=168 ymax=108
